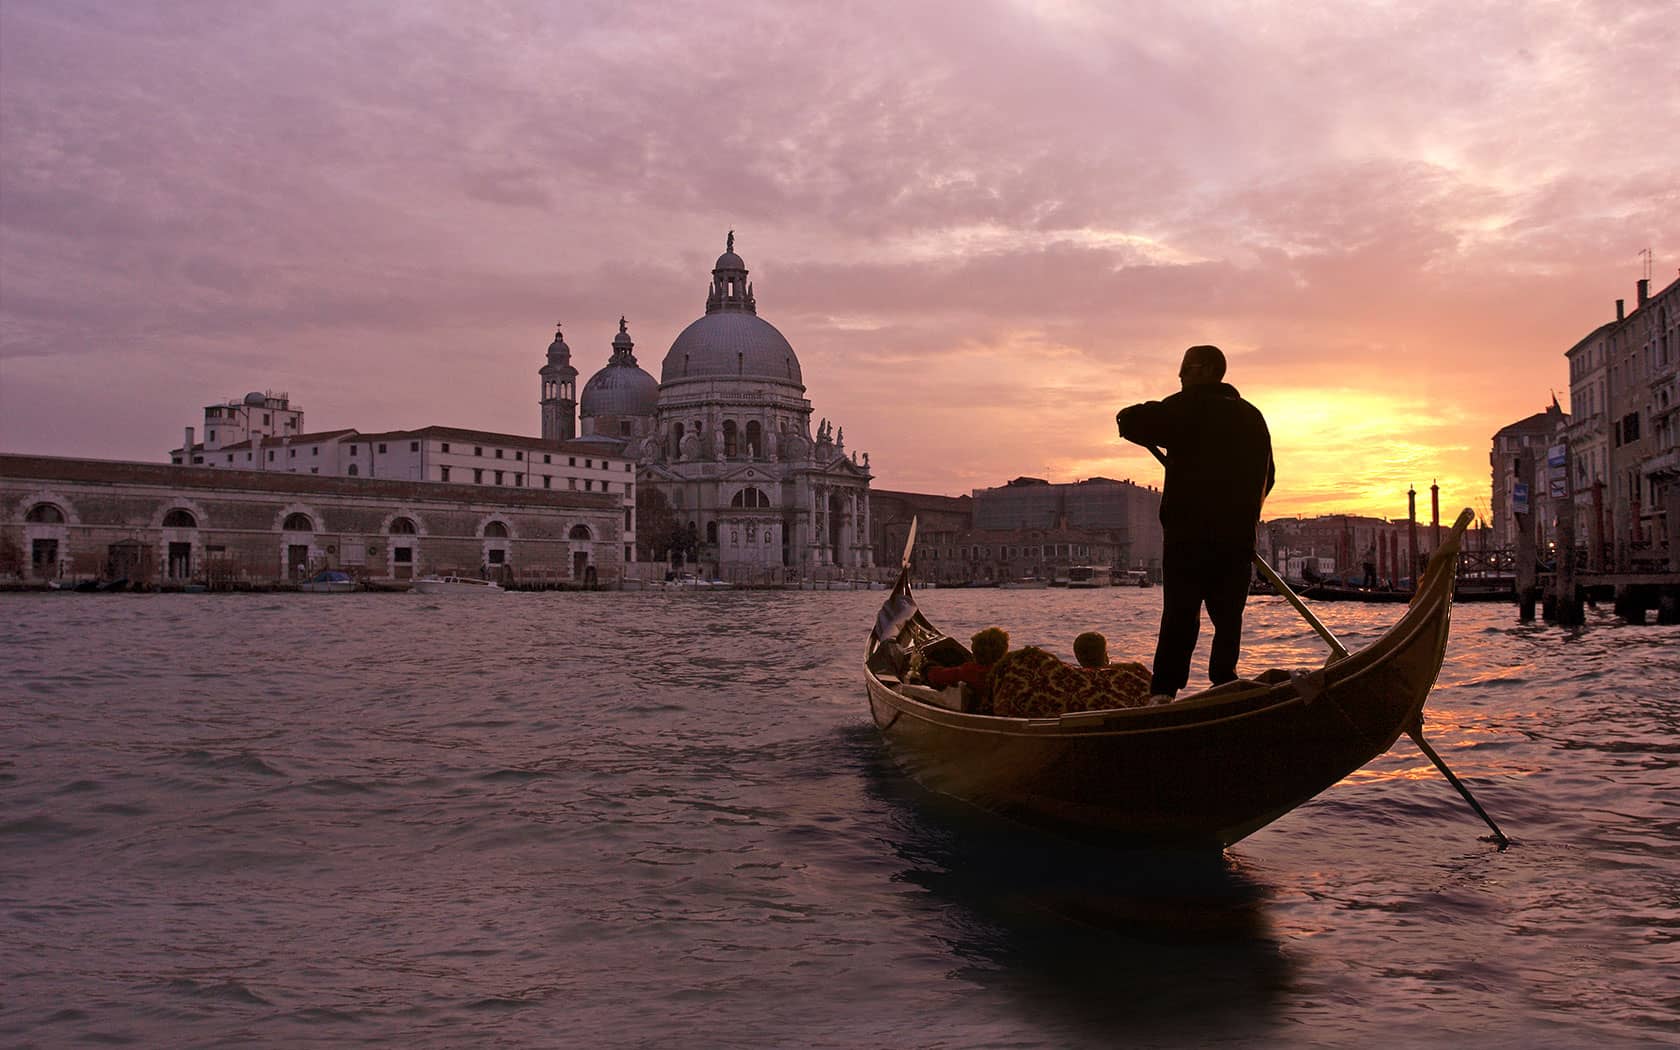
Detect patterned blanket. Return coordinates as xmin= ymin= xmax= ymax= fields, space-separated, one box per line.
xmin=987 ymin=647 xmax=1153 ymax=718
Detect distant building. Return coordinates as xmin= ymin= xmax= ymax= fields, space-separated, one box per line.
xmin=1 ymin=454 xmax=622 ymax=588
xmin=187 ymin=391 xmax=306 ymax=449
xmin=172 ymin=417 xmax=638 ymax=567
xmin=869 ymin=489 xmax=973 ymax=570
xmin=863 ymin=476 xmax=1164 ymax=585
xmin=1604 ymin=275 xmax=1679 ymax=556
xmin=1555 ymin=269 xmax=1679 ymax=569
xmin=1257 ymin=510 xmax=1486 ymax=586
xmin=163 ymin=236 xmax=885 ymax=582
xmin=1565 ymin=322 xmax=1615 ymax=562
xmin=1491 ymin=410 xmax=1564 ymax=553
xmin=570 ymin=237 xmax=876 ymax=579
xmin=917 ymin=522 xmax=1132 ymax=586
xmin=972 ymin=476 xmax=1163 ymax=572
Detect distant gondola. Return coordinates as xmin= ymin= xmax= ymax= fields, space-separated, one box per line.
xmin=864 ymin=509 xmax=1480 ymax=850
xmin=1300 ymin=582 xmax=1413 ymax=603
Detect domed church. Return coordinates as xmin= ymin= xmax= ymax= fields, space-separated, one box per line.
xmin=549 ymin=234 xmax=875 ymax=576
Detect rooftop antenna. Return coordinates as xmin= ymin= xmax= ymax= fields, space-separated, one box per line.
xmin=1640 ymin=247 xmax=1652 ymax=282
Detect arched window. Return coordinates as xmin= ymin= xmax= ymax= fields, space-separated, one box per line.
xmin=162 ymin=509 xmax=197 ymax=528
xmin=484 ymin=521 xmax=510 ymax=538
xmin=706 ymin=521 xmax=718 ymax=545
xmin=672 ymin=422 xmax=685 ymax=443
xmin=347 ymin=464 xmax=359 ymax=476
xmin=25 ymin=504 xmax=64 ymax=524
xmin=389 ymin=517 xmax=416 ymax=535
xmin=731 ymin=487 xmax=771 ymax=508
xmin=722 ymin=420 xmax=738 ymax=457
xmin=744 ymin=421 xmax=762 ymax=458
xmin=283 ymin=512 xmax=314 ymax=531
xmin=568 ymin=524 xmax=592 ymax=541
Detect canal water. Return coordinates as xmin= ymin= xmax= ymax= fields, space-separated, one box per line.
xmin=2 ymin=589 xmax=1676 ymax=1047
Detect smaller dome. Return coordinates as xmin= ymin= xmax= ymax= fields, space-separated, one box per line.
xmin=715 ymin=250 xmax=746 ymax=271
xmin=581 ymin=316 xmax=658 ymax=419
xmin=581 ymin=364 xmax=658 ymax=419
xmin=244 ymin=391 xmax=267 ymax=405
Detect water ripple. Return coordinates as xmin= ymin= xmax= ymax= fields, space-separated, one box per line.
xmin=0 ymin=590 xmax=1675 ymax=1048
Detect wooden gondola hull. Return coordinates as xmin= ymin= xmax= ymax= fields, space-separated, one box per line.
xmin=866 ymin=510 xmax=1471 ymax=849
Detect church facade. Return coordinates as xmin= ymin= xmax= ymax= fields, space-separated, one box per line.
xmin=555 ymin=235 xmax=875 ymax=577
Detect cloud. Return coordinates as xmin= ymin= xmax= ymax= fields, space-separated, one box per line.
xmin=1 ymin=0 xmax=1676 ymax=518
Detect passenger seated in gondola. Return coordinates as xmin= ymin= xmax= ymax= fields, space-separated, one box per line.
xmin=1073 ymin=631 xmax=1109 ymax=669
xmin=923 ymin=627 xmax=1009 ymax=710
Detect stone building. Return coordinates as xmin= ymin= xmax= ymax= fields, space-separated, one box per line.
xmin=1491 ymin=410 xmax=1564 ymax=553
xmin=869 ymin=490 xmax=974 ymax=570
xmin=1603 ymin=275 xmax=1680 ymax=557
xmin=172 ymin=415 xmax=637 ymax=566
xmin=154 ymin=233 xmax=879 ymax=583
xmin=567 ymin=235 xmax=875 ymax=579
xmin=1565 ymin=321 xmax=1616 ymax=562
xmin=1550 ymin=271 xmax=1680 ymax=569
xmin=868 ymin=481 xmax=1162 ymax=586
xmin=1259 ymin=510 xmax=1474 ymax=586
xmin=1 ymin=454 xmax=622 ymax=588
xmin=916 ymin=523 xmax=1130 ymax=586
xmin=972 ymin=476 xmax=1163 ymax=572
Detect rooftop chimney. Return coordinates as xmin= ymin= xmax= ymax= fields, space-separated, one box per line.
xmin=183 ymin=427 xmax=194 ymax=459
xmin=1616 ymin=299 xmax=1625 ymax=322
xmin=1637 ymin=278 xmax=1650 ymax=307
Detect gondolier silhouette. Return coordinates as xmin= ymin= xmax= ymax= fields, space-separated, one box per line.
xmin=1117 ymin=345 xmax=1274 ymax=699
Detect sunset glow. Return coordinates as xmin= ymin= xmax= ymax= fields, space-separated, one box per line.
xmin=2 ymin=1 xmax=1676 ymax=519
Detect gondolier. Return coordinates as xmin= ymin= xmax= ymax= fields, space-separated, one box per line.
xmin=1117 ymin=345 xmax=1274 ymax=699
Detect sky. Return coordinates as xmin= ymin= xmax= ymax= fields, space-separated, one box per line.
xmin=2 ymin=0 xmax=1676 ymax=521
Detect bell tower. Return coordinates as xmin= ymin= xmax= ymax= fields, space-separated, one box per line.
xmin=540 ymin=322 xmax=578 ymax=441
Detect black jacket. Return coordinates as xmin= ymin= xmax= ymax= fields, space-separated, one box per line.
xmin=1117 ymin=383 xmax=1274 ymax=550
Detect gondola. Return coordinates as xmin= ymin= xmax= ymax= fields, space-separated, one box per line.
xmin=1300 ymin=582 xmax=1412 ymax=603
xmin=865 ymin=508 xmax=1498 ymax=850
xmin=1301 ymin=581 xmax=1513 ymax=604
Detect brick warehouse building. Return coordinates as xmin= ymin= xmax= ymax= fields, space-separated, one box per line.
xmin=1 ymin=455 xmax=622 ymax=588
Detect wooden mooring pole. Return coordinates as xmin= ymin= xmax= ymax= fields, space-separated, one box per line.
xmin=1550 ymin=437 xmax=1584 ymax=626
xmin=1514 ymin=448 xmax=1537 ymax=622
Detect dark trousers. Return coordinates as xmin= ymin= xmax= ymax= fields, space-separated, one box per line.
xmin=1150 ymin=541 xmax=1254 ymax=695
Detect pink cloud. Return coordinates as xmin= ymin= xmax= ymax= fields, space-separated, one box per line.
xmin=2 ymin=0 xmax=1675 ymax=517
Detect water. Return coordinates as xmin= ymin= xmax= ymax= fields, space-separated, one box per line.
xmin=1 ymin=589 xmax=1676 ymax=1048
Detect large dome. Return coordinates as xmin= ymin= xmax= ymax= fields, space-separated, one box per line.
xmin=581 ymin=361 xmax=658 ymax=418
xmin=661 ymin=312 xmax=803 ymax=386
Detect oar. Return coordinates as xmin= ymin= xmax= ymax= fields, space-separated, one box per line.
xmin=1137 ymin=442 xmax=1509 ymax=846
xmin=1406 ymin=721 xmax=1510 ymax=848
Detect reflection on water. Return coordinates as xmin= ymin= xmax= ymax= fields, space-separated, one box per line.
xmin=859 ymin=731 xmax=1291 ymax=1043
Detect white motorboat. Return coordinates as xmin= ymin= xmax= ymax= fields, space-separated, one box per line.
xmin=663 ymin=573 xmax=733 ymax=590
xmin=412 ymin=575 xmax=504 ymax=595
xmin=1065 ymin=566 xmax=1112 ymax=589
